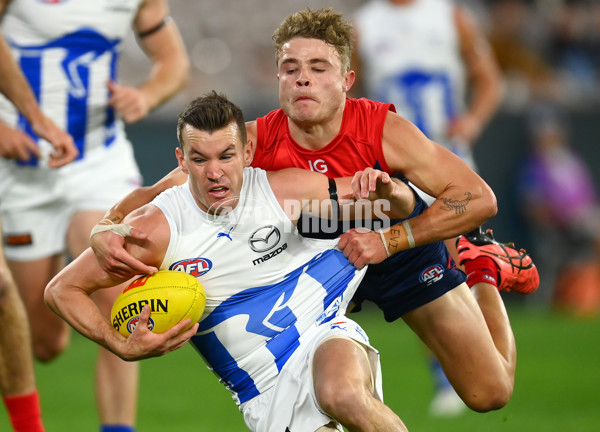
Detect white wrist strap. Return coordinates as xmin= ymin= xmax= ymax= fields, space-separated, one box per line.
xmin=378 ymin=229 xmax=391 ymax=257
xmin=89 ymin=223 xmax=133 ymax=241
xmin=402 ymin=220 xmax=416 ymax=249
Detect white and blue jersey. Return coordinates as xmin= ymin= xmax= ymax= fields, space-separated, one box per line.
xmin=152 ymin=167 xmax=367 ymax=406
xmin=0 ymin=0 xmax=143 ymax=259
xmin=0 ymin=0 xmax=142 ymax=166
xmin=354 ymin=0 xmax=466 ymax=147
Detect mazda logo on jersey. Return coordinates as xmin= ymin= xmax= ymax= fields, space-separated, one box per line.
xmin=248 ymin=225 xmax=281 ymax=253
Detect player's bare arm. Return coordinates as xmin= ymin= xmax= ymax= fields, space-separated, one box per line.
xmin=45 ymin=204 xmax=197 ymax=361
xmin=89 ymin=167 xmax=187 ymax=277
xmin=108 ymin=0 xmax=189 ymax=123
xmin=267 ymin=168 xmax=415 ymax=224
xmin=377 ymin=111 xmax=496 ymax=253
xmin=448 ymin=5 xmax=502 ymax=144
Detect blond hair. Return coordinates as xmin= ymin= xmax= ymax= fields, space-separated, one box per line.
xmin=272 ymin=8 xmax=353 ymax=73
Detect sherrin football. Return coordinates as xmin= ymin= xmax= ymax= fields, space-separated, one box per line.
xmin=110 ymin=270 xmax=206 ymax=338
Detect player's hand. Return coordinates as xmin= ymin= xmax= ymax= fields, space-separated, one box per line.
xmin=343 ymin=168 xmax=415 ymax=218
xmin=346 ymin=168 xmax=396 ymax=202
xmin=0 ymin=122 xmax=41 ymax=162
xmin=337 ymin=228 xmax=389 ymax=269
xmin=118 ymin=305 xmax=199 ymax=361
xmin=31 ymin=115 xmax=78 ymax=168
xmin=108 ymin=80 xmax=150 ymax=123
xmin=90 ymin=229 xmax=158 ymax=279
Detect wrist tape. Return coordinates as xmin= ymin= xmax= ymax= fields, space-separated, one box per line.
xmin=89 ymin=223 xmax=132 ymax=241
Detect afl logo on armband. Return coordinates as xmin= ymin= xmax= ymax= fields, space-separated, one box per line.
xmin=419 ymin=264 xmax=445 ymax=286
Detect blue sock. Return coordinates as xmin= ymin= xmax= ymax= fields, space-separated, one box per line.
xmin=100 ymin=426 xmax=135 ymax=432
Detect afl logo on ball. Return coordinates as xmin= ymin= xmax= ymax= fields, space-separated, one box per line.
xmin=248 ymin=225 xmax=281 ymax=253
xmin=126 ymin=316 xmax=155 ymax=334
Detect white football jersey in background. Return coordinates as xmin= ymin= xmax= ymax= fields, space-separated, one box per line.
xmin=354 ymin=0 xmax=466 ymax=146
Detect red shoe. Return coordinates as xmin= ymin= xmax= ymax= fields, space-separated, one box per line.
xmin=456 ymin=228 xmax=540 ymax=294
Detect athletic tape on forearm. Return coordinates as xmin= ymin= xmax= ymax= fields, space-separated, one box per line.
xmin=89 ymin=223 xmax=133 ymax=241
xmin=378 ymin=229 xmax=391 ymax=257
xmin=402 ymin=220 xmax=415 ymax=249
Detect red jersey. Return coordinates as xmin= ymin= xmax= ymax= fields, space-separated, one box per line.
xmin=253 ymin=98 xmax=396 ymax=177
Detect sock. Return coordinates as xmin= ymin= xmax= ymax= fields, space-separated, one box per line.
xmin=2 ymin=391 xmax=45 ymax=432
xmin=100 ymin=425 xmax=135 ymax=432
xmin=463 ymin=256 xmax=498 ymax=288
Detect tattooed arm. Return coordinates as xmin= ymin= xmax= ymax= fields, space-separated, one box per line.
xmin=377 ymin=111 xmax=496 ymax=254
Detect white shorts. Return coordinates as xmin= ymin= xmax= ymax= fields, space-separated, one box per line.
xmin=0 ymin=138 xmax=142 ymax=261
xmin=241 ymin=316 xmax=383 ymax=432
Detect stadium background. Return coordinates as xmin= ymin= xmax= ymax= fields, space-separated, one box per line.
xmin=3 ymin=0 xmax=600 ymax=430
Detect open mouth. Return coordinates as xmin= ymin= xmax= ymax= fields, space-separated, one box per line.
xmin=208 ymin=186 xmax=230 ymax=198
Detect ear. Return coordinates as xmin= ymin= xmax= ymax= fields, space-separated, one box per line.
xmin=244 ymin=139 xmax=255 ymax=167
xmin=175 ymin=147 xmax=188 ymax=174
xmin=343 ymin=70 xmax=355 ymax=92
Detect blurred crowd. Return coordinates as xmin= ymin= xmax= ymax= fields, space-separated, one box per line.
xmin=119 ymin=0 xmax=600 ymax=115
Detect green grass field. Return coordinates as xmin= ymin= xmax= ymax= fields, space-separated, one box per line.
xmin=2 ymin=304 xmax=599 ymax=431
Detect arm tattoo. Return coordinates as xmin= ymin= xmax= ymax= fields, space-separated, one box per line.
xmin=387 ymin=226 xmax=403 ymax=255
xmin=439 ymin=192 xmax=472 ymax=214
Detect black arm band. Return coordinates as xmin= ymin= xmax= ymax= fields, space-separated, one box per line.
xmin=138 ymin=16 xmax=172 ymax=39
xmin=328 ymin=178 xmax=340 ymax=216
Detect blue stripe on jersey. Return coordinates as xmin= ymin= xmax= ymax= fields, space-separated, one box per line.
xmin=375 ymin=70 xmax=456 ymax=137
xmin=16 ymin=55 xmax=42 ymax=166
xmin=190 ymin=248 xmax=356 ymax=404
xmin=10 ymin=29 xmax=120 ymax=162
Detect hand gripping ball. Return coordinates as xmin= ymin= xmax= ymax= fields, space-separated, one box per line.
xmin=111 ymin=270 xmax=206 ymax=337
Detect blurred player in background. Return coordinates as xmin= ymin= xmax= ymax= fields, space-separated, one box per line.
xmin=46 ymin=92 xmax=412 ymax=432
xmin=0 ymin=28 xmax=77 ymax=432
xmin=0 ymin=0 xmax=189 ymax=431
xmin=87 ymin=8 xmax=539 ymax=421
xmin=352 ymin=0 xmax=503 ymax=415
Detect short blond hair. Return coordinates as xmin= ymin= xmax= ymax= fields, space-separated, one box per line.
xmin=272 ymin=8 xmax=353 ymax=74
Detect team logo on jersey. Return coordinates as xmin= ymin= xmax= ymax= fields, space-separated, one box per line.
xmin=419 ymin=264 xmax=445 ymax=286
xmin=169 ymin=258 xmax=212 ymax=277
xmin=308 ymin=159 xmax=328 ymax=173
xmin=248 ymin=225 xmax=281 ymax=253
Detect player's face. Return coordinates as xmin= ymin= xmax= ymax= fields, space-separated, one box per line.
xmin=277 ymin=37 xmax=354 ymax=127
xmin=176 ymin=123 xmax=252 ymax=214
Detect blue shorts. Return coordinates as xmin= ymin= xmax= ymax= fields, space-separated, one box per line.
xmin=351 ymin=240 xmax=466 ymax=321
xmin=298 ymin=182 xmax=467 ymax=322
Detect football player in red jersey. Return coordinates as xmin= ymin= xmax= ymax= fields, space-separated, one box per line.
xmin=88 ymin=7 xmax=538 ymax=419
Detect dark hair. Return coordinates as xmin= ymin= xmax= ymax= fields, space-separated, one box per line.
xmin=176 ymin=91 xmax=246 ymax=149
xmin=272 ymin=8 xmax=353 ymax=73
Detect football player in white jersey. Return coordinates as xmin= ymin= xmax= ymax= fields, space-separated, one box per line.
xmin=45 ymin=92 xmax=417 ymax=432
xmin=352 ymin=0 xmax=503 ymax=415
xmin=0 ymin=0 xmax=189 ymax=431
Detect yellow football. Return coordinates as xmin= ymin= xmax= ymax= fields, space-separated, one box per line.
xmin=110 ymin=270 xmax=206 ymax=338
